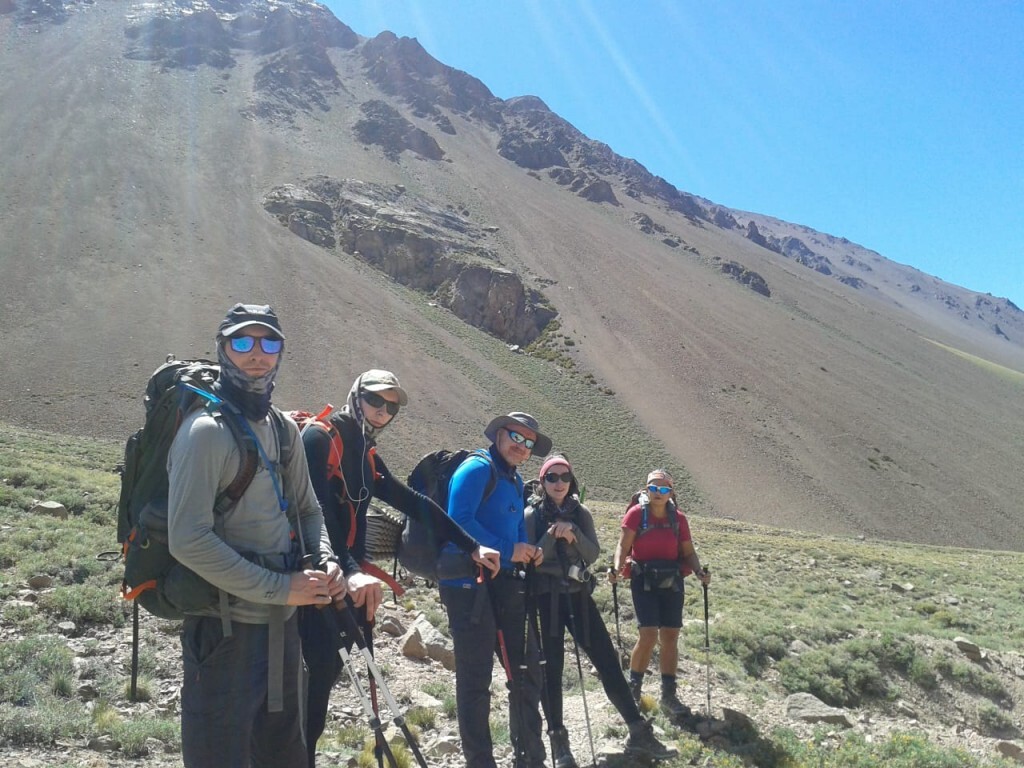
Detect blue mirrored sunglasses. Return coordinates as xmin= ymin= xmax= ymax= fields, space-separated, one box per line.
xmin=647 ymin=484 xmax=672 ymax=495
xmin=505 ymin=429 xmax=536 ymax=450
xmin=229 ymin=335 xmax=283 ymax=355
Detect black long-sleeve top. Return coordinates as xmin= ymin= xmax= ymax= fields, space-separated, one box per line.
xmin=301 ymin=411 xmax=480 ymax=575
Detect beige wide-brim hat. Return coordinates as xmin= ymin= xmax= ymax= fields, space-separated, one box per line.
xmin=484 ymin=411 xmax=552 ymax=457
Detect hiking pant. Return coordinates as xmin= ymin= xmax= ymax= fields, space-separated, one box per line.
xmin=537 ymin=589 xmax=643 ymax=729
xmin=180 ymin=613 xmax=306 ymax=768
xmin=298 ymin=605 xmax=349 ymax=768
xmin=441 ymin=576 xmax=546 ymax=768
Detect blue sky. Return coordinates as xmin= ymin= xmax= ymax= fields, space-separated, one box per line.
xmin=328 ymin=1 xmax=1024 ymax=308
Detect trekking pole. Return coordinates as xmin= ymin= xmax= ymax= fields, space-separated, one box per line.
xmin=362 ymin=618 xmax=386 ymax=768
xmin=481 ymin=569 xmax=527 ymax=768
xmin=130 ymin=600 xmax=140 ymax=701
xmin=606 ymin=567 xmax=628 ymax=671
xmin=702 ymin=566 xmax=711 ymax=718
xmin=328 ymin=610 xmax=399 ymax=768
xmin=525 ymin=576 xmax=553 ymax=729
xmin=336 ymin=599 xmax=431 ymax=768
xmin=556 ymin=542 xmax=596 ymax=768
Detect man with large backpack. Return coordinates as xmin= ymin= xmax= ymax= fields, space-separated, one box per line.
xmin=166 ymin=303 xmax=346 ymax=768
xmin=438 ymin=412 xmax=550 ymax=768
xmin=298 ymin=369 xmax=499 ymax=768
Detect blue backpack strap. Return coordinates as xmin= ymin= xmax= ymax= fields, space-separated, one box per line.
xmin=471 ymin=448 xmax=498 ymax=503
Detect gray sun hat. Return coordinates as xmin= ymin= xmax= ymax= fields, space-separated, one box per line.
xmin=484 ymin=412 xmax=552 ymax=457
xmin=359 ymin=369 xmax=409 ymax=406
xmin=217 ymin=303 xmax=285 ymax=339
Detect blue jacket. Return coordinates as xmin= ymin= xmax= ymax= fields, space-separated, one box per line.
xmin=440 ymin=444 xmax=525 ymax=587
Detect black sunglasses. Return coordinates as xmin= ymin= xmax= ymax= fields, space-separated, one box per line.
xmin=228 ymin=335 xmax=283 ymax=355
xmin=361 ymin=389 xmax=400 ymax=416
xmin=543 ymin=471 xmax=572 ymax=484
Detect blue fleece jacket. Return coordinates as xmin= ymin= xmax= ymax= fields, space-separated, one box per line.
xmin=440 ymin=444 xmax=525 ymax=586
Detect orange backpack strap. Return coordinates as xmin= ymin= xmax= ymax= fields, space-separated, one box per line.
xmin=368 ymin=446 xmax=380 ymax=481
xmin=360 ymin=560 xmax=405 ymax=597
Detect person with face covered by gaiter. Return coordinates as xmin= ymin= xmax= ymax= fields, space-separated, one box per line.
xmin=299 ymin=370 xmax=500 ymax=768
xmin=167 ymin=303 xmax=346 ymax=768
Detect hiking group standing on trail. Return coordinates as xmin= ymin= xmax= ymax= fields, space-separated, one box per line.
xmin=120 ymin=302 xmax=710 ymax=768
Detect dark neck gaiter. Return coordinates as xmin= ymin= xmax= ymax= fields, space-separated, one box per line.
xmin=213 ymin=343 xmax=280 ymax=421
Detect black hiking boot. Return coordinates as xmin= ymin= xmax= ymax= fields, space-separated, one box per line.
xmin=659 ymin=676 xmax=692 ymax=719
xmin=548 ymin=727 xmax=578 ymax=768
xmin=624 ymin=719 xmax=677 ymax=761
xmin=629 ymin=671 xmax=643 ymax=704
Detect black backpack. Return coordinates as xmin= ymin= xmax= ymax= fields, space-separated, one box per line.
xmin=403 ymin=448 xmax=496 ymax=581
xmin=116 ymin=357 xmax=290 ymax=620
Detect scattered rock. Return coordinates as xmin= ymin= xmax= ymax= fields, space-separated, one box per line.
xmin=87 ymin=735 xmax=120 ymax=752
xmin=427 ymin=736 xmax=461 ymax=756
xmin=378 ymin=616 xmax=405 ymax=637
xmin=890 ymin=582 xmax=914 ymax=593
xmin=895 ymin=699 xmax=918 ymax=719
xmin=407 ymin=690 xmax=443 ymax=710
xmin=785 ymin=693 xmax=853 ymax=727
xmin=996 ymin=740 xmax=1024 ymax=762
xmin=721 ymin=707 xmax=757 ymax=732
xmin=26 ymin=574 xmax=53 ymax=589
xmin=788 ymin=639 xmax=812 ymax=655
xmin=31 ymin=501 xmax=68 ymax=520
xmin=77 ymin=682 xmax=100 ymax=701
xmin=954 ymin=636 xmax=985 ymax=662
xmin=400 ymin=624 xmax=429 ymax=661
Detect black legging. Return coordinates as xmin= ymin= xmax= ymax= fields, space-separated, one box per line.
xmin=535 ymin=589 xmax=642 ymax=729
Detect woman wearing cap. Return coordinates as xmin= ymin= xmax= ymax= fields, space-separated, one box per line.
xmin=526 ymin=456 xmax=676 ymax=766
xmin=439 ymin=412 xmax=549 ymax=768
xmin=299 ymin=371 xmax=500 ymax=768
xmin=612 ymin=469 xmax=709 ymax=718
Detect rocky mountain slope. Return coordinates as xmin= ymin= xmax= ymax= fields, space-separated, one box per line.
xmin=2 ymin=0 xmax=1023 ymax=551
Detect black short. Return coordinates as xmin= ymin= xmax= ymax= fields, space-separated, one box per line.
xmin=630 ymin=576 xmax=684 ymax=628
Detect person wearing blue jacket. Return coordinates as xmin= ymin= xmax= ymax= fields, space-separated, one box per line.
xmin=439 ymin=412 xmax=551 ymax=768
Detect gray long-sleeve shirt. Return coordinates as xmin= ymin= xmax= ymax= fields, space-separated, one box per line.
xmin=525 ymin=495 xmax=601 ymax=594
xmin=167 ymin=408 xmax=331 ymax=624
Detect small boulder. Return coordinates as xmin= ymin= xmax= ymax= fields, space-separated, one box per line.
xmin=27 ymin=574 xmax=53 ymax=590
xmin=785 ymin=693 xmax=853 ymax=727
xmin=378 ymin=616 xmax=405 ymax=637
xmin=954 ymin=636 xmax=985 ymax=662
xmin=31 ymin=501 xmax=68 ymax=520
xmin=427 ymin=736 xmax=461 ymax=757
xmin=996 ymin=741 xmax=1024 ymax=763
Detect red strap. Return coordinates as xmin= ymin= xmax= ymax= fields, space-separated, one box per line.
xmin=360 ymin=560 xmax=405 ymax=597
xmin=122 ymin=579 xmax=157 ymax=601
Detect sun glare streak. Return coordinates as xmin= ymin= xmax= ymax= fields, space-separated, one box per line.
xmin=572 ymin=0 xmax=702 ymax=185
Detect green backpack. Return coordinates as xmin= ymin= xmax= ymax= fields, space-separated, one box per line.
xmin=116 ymin=357 xmax=289 ymax=620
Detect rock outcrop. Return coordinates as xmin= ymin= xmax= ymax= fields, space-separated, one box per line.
xmin=354 ymin=100 xmax=445 ymax=161
xmin=722 ymin=261 xmax=771 ymax=297
xmin=264 ymin=179 xmax=555 ymax=346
